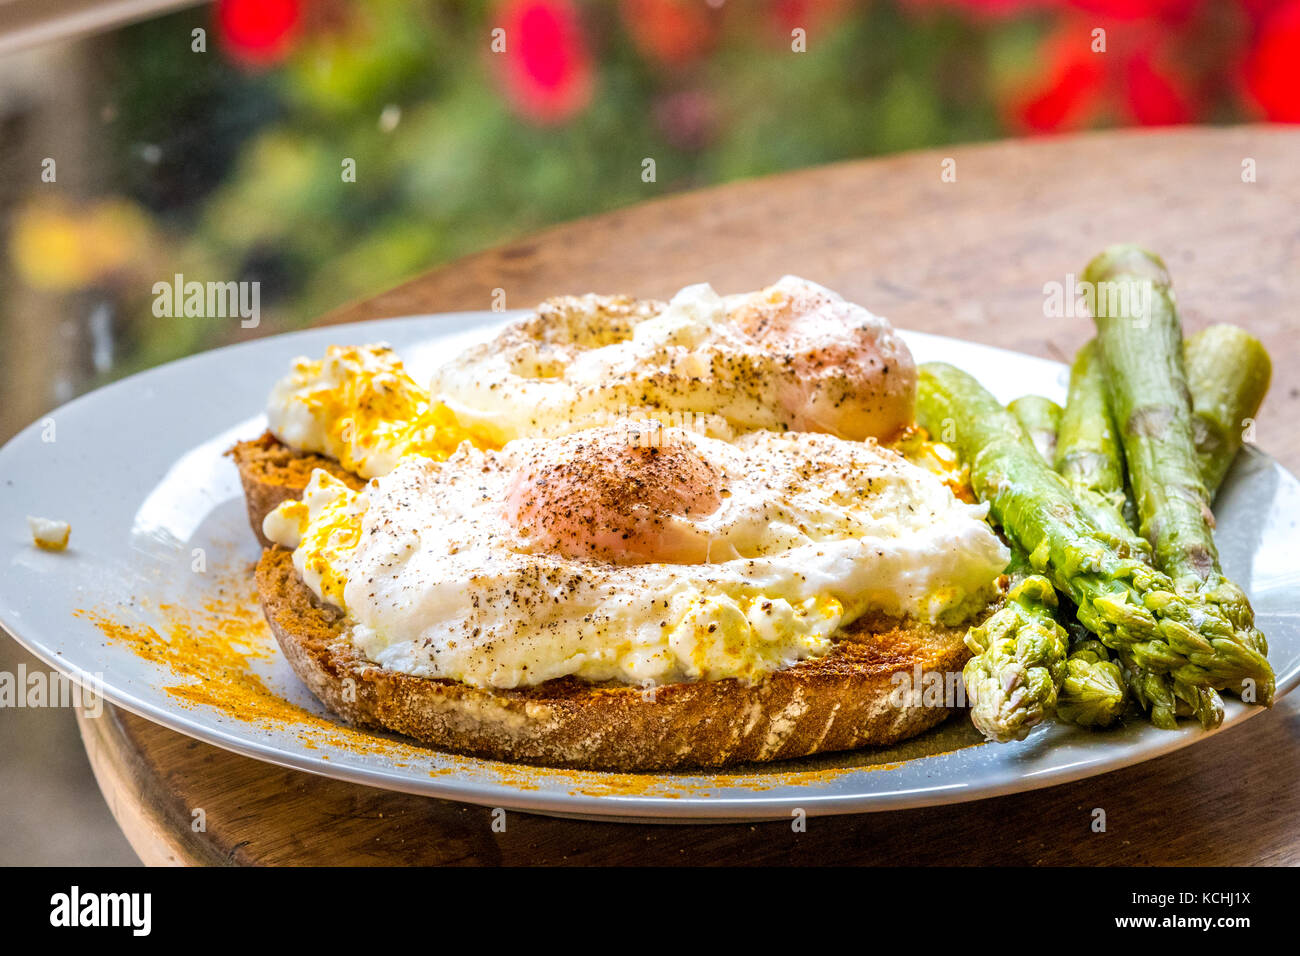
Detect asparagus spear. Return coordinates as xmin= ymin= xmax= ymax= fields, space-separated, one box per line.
xmin=984 ymin=383 xmax=1179 ymax=731
xmin=1056 ymin=341 xmax=1125 ymax=502
xmin=1054 ymin=340 xmax=1149 ymax=557
xmin=1056 ymin=339 xmax=1207 ymax=725
xmin=1116 ymin=325 xmax=1271 ymax=722
xmin=962 ymin=394 xmax=1106 ymax=738
xmin=970 ymin=553 xmax=1139 ymax=735
xmin=957 ymin=374 xmax=1175 ymax=734
xmin=963 ymin=550 xmax=1070 ymax=741
xmin=1057 ymin=328 xmax=1268 ymax=515
xmin=1084 ymin=246 xmax=1271 ymax=684
xmin=1056 ymin=629 xmax=1127 ymax=728
xmin=966 ymin=547 xmax=1130 ymax=738
xmin=1009 ymin=396 xmax=1063 ymax=464
xmin=1185 ymin=325 xmax=1272 ymax=498
xmin=999 ymin=397 xmax=1131 ymax=733
xmin=916 ymin=362 xmax=1273 ymax=709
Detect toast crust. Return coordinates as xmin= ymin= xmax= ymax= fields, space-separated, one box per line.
xmin=235 ymin=434 xmax=975 ymax=770
xmin=227 ymin=432 xmax=365 ymax=547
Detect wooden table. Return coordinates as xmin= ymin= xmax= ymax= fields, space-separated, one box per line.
xmin=78 ymin=126 xmax=1300 ymax=865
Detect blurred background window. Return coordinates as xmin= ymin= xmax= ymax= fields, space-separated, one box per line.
xmin=0 ymin=0 xmax=1298 ymax=862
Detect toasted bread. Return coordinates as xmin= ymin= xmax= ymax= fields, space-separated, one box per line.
xmin=234 ymin=435 xmax=975 ymax=769
xmin=257 ymin=547 xmax=970 ymax=769
xmin=227 ymin=432 xmax=365 ymax=547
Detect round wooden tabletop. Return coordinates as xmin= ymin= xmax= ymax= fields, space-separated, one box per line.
xmin=78 ymin=125 xmax=1300 ymax=865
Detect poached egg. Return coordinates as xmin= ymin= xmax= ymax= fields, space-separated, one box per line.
xmin=429 ymin=276 xmax=917 ymax=445
xmin=263 ymin=422 xmax=1008 ymax=689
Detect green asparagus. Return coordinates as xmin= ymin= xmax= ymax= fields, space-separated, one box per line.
xmin=1009 ymin=396 xmax=1063 ymax=464
xmin=1054 ymin=340 xmax=1149 ymax=558
xmin=957 ymin=395 xmax=1111 ymax=738
xmin=1185 ymin=325 xmax=1272 ymax=498
xmin=972 ymin=396 xmax=1130 ymax=736
xmin=1057 ymin=338 xmax=1214 ymax=727
xmin=916 ymin=362 xmax=1273 ymax=710
xmin=1032 ymin=324 xmax=1268 ymax=732
xmin=1136 ymin=325 xmax=1270 ymax=722
xmin=971 ymin=548 xmax=1131 ymax=736
xmin=1113 ymin=324 xmax=1271 ymax=723
xmin=1056 ymin=628 xmax=1127 ymax=728
xmin=1085 ymin=246 xmax=1271 ymax=684
xmin=962 ymin=550 xmax=1070 ymax=741
xmin=944 ymin=316 xmax=1271 ymax=739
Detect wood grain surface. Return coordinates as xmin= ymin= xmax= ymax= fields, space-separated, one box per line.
xmin=78 ymin=125 xmax=1300 ymax=865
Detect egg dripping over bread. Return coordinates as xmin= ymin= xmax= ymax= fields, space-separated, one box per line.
xmin=263 ymin=421 xmax=1007 ymax=689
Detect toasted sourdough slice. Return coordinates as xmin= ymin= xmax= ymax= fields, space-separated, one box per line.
xmin=257 ymin=547 xmax=971 ymax=770
xmin=227 ymin=432 xmax=366 ymax=548
xmin=234 ymin=433 xmax=976 ymax=770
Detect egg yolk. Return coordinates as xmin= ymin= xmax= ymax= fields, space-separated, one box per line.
xmin=285 ymin=345 xmax=495 ymax=477
xmin=503 ymin=425 xmax=725 ymax=566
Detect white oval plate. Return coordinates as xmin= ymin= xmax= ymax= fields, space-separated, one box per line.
xmin=1 ymin=313 xmax=1297 ymax=822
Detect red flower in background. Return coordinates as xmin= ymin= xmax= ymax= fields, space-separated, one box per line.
xmin=1009 ymin=0 xmax=1300 ymax=129
xmin=767 ymin=0 xmax=853 ymax=37
xmin=1245 ymin=0 xmax=1300 ymax=121
xmin=1011 ymin=7 xmax=1200 ymax=132
xmin=216 ymin=0 xmax=303 ymax=68
xmin=1015 ymin=35 xmax=1108 ymax=131
xmin=1124 ymin=46 xmax=1194 ymax=124
xmin=1064 ymin=0 xmax=1198 ymax=20
xmin=496 ymin=0 xmax=594 ymax=125
xmin=621 ymin=0 xmax=720 ymax=67
xmin=900 ymin=0 xmax=1052 ymax=18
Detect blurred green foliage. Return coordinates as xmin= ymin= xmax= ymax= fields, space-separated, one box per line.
xmin=26 ymin=1 xmax=1033 ymax=378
